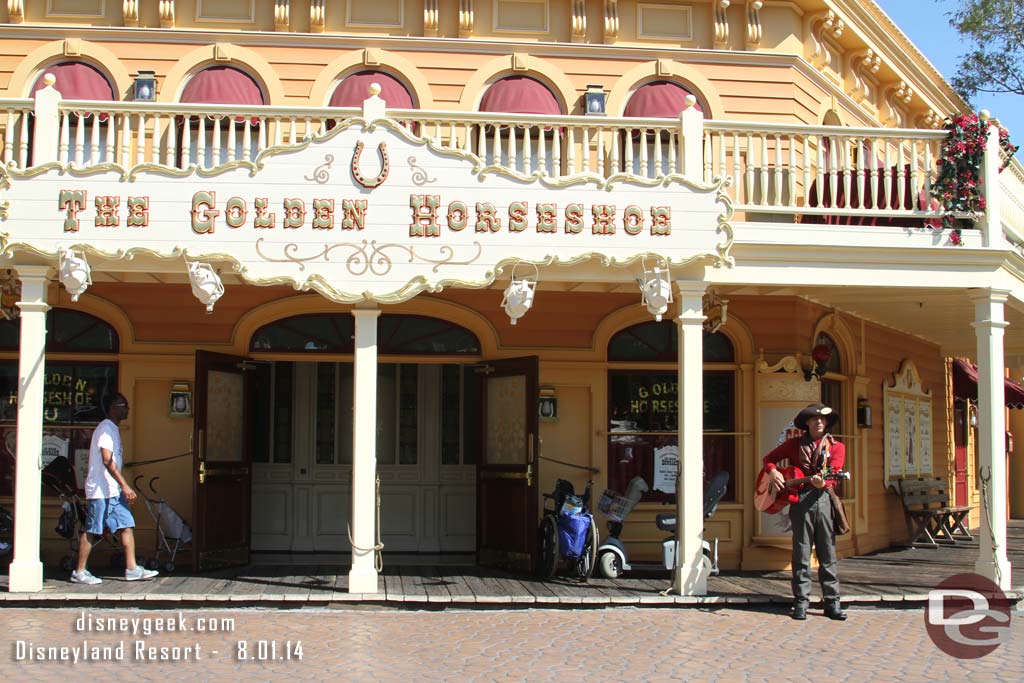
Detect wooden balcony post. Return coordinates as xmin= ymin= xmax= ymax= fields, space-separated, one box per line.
xmin=979 ymin=111 xmax=1005 ymax=248
xmin=679 ymin=95 xmax=704 ymax=183
xmin=32 ymin=73 xmax=62 ymax=166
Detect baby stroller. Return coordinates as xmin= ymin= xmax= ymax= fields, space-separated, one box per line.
xmin=133 ymin=475 xmax=191 ymax=573
xmin=42 ymin=456 xmax=125 ymax=571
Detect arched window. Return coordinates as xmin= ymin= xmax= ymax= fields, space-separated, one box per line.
xmin=815 ymin=331 xmax=844 ymax=427
xmin=29 ymin=61 xmax=117 ymax=167
xmin=0 ymin=309 xmax=119 ymax=496
xmin=622 ymin=81 xmax=704 ymax=178
xmin=607 ymin=320 xmax=736 ymax=501
xmin=177 ymin=66 xmax=266 ymax=168
xmin=477 ymin=76 xmax=564 ymax=175
xmin=330 ymin=70 xmax=415 ymax=109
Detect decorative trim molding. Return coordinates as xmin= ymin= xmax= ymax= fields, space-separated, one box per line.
xmin=805 ymin=10 xmax=843 ymax=72
xmin=274 ymin=0 xmax=290 ymax=32
xmin=847 ymin=48 xmax=880 ymax=105
xmin=122 ymin=0 xmax=138 ymax=26
xmin=604 ymin=0 xmax=618 ymax=43
xmin=424 ymin=0 xmax=439 ymax=37
xmin=459 ymin=0 xmax=474 ymax=37
xmin=883 ymin=80 xmax=913 ymax=128
xmin=745 ymin=0 xmax=762 ymax=51
xmin=310 ymin=0 xmax=325 ymax=32
xmin=713 ymin=0 xmax=729 ymax=50
xmin=572 ymin=0 xmax=586 ymax=43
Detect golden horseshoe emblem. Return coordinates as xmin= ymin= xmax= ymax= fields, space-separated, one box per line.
xmin=351 ymin=141 xmax=390 ymax=188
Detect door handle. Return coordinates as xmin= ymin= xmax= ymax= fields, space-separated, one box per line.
xmin=526 ymin=463 xmax=532 ymax=488
xmin=198 ymin=461 xmax=206 ymax=485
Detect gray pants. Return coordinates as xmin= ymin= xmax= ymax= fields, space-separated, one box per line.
xmin=788 ymin=487 xmax=840 ymax=608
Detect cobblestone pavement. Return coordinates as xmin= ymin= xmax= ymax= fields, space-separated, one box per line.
xmin=2 ymin=605 xmax=1021 ymax=683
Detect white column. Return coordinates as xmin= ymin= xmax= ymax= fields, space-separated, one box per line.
xmin=673 ymin=281 xmax=707 ymax=595
xmin=678 ymin=96 xmax=705 ymax=183
xmin=32 ymin=74 xmax=61 ymax=165
xmin=978 ymin=112 xmax=1004 ymax=249
xmin=8 ymin=266 xmax=51 ymax=592
xmin=349 ymin=305 xmax=381 ymax=593
xmin=971 ymin=288 xmax=1012 ymax=590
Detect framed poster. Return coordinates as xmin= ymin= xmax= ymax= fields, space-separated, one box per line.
xmin=883 ymin=360 xmax=932 ymax=489
xmin=756 ymin=356 xmax=822 ymax=538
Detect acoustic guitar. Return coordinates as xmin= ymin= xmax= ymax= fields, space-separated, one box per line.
xmin=754 ymin=465 xmax=849 ymax=514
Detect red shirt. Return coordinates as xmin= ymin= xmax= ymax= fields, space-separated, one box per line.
xmin=762 ymin=435 xmax=845 ymax=490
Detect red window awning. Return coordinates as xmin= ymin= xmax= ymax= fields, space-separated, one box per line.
xmin=623 ymin=81 xmax=702 ymax=118
xmin=180 ymin=66 xmax=265 ymax=105
xmin=479 ymin=76 xmax=563 ymax=115
xmin=330 ymin=71 xmax=414 ymax=109
xmin=32 ymin=62 xmax=114 ymax=100
xmin=952 ymin=358 xmax=1024 ymax=408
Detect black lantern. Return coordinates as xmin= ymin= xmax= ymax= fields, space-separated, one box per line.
xmin=857 ymin=398 xmax=872 ymax=429
xmin=584 ymin=84 xmax=606 ymax=116
xmin=134 ymin=70 xmax=157 ymax=102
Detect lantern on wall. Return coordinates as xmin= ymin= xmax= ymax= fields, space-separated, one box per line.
xmin=58 ymin=248 xmax=92 ymax=302
xmin=187 ymin=261 xmax=224 ymax=313
xmin=501 ymin=261 xmax=538 ymax=326
xmin=638 ymin=256 xmax=672 ymax=322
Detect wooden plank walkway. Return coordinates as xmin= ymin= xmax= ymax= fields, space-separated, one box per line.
xmin=3 ymin=521 xmax=1022 ymax=607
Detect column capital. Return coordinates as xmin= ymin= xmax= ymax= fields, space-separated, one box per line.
xmin=10 ymin=264 xmax=53 ymax=281
xmin=968 ymin=288 xmax=1011 ymax=305
xmin=351 ymin=307 xmax=382 ymax=319
xmin=673 ymin=280 xmax=709 ymax=298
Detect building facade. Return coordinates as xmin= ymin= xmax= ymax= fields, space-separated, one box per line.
xmin=0 ymin=0 xmax=1019 ymax=594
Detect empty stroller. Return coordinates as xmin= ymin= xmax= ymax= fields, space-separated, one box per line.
xmin=133 ymin=475 xmax=191 ymax=573
xmin=42 ymin=456 xmax=124 ymax=571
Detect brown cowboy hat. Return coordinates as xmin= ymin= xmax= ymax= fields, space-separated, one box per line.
xmin=793 ymin=403 xmax=838 ymax=431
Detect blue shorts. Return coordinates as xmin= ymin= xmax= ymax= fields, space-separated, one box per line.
xmin=84 ymin=495 xmax=136 ymax=535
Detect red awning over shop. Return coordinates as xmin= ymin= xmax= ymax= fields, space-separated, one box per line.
xmin=623 ymin=81 xmax=702 ymax=118
xmin=32 ymin=62 xmax=115 ymax=100
xmin=479 ymin=76 xmax=563 ymax=115
xmin=180 ymin=66 xmax=265 ymax=105
xmin=330 ymin=71 xmax=414 ymax=109
xmin=952 ymin=358 xmax=1024 ymax=408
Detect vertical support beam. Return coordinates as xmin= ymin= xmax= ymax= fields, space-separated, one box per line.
xmin=349 ymin=305 xmax=381 ymax=593
xmin=679 ymin=97 xmax=704 ymax=183
xmin=971 ymin=288 xmax=1012 ymax=590
xmin=32 ymin=74 xmax=62 ymax=166
xmin=8 ymin=266 xmax=51 ymax=592
xmin=978 ymin=112 xmax=1004 ymax=249
xmin=673 ymin=280 xmax=707 ymax=595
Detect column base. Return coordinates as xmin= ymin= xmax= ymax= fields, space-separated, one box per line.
xmin=8 ymin=559 xmax=44 ymax=592
xmin=348 ymin=564 xmax=380 ymax=594
xmin=672 ymin=559 xmax=708 ymax=596
xmin=975 ymin=557 xmax=1013 ymax=592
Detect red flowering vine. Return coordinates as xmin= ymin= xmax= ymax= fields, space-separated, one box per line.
xmin=931 ymin=113 xmax=1018 ymax=245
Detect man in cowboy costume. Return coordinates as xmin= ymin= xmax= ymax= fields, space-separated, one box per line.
xmin=762 ymin=403 xmax=847 ymax=621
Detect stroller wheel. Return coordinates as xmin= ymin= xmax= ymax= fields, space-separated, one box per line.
xmin=163 ymin=562 xmax=175 ymax=574
xmin=145 ymin=558 xmax=160 ymax=571
xmin=60 ymin=555 xmax=75 ymax=572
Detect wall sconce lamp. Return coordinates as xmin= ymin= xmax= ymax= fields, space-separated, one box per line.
xmin=188 ymin=261 xmax=224 ymax=313
xmin=584 ymin=84 xmax=607 ymax=116
xmin=857 ymin=398 xmax=872 ymax=429
xmin=802 ymin=343 xmax=832 ymax=382
xmin=968 ymin=402 xmax=978 ymax=427
xmin=501 ymin=261 xmax=538 ymax=326
xmin=703 ymin=288 xmax=729 ymax=333
xmin=0 ymin=269 xmax=20 ymax=321
xmin=58 ymin=248 xmax=92 ymax=302
xmin=639 ymin=256 xmax=672 ymax=322
xmin=134 ymin=70 xmax=157 ymax=102
xmin=538 ymin=386 xmax=558 ymax=421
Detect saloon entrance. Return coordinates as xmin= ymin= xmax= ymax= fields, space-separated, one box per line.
xmin=191 ymin=312 xmax=539 ymax=569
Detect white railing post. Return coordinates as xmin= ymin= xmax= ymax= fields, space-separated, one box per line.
xmin=979 ymin=111 xmax=1005 ymax=248
xmin=679 ymin=95 xmax=704 ymax=183
xmin=31 ymin=73 xmax=62 ymax=165
xmin=362 ymin=83 xmax=386 ymax=121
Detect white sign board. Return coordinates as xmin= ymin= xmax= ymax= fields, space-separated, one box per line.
xmin=0 ymin=119 xmax=732 ymax=303
xmin=653 ymin=444 xmax=679 ymax=494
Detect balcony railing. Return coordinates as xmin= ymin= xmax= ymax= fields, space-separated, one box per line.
xmin=2 ymin=82 xmax=1018 ymax=246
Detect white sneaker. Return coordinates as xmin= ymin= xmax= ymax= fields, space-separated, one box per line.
xmin=124 ymin=566 xmax=158 ymax=581
xmin=70 ymin=569 xmax=102 ymax=585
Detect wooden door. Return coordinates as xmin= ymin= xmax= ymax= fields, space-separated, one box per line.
xmin=476 ymin=356 xmax=539 ymax=572
xmin=953 ymin=404 xmax=968 ymax=506
xmin=192 ymin=351 xmax=254 ymax=571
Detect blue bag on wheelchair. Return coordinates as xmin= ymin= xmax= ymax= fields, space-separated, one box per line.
xmin=557 ymin=512 xmax=591 ymax=559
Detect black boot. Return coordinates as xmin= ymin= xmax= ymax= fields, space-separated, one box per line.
xmin=824 ymin=602 xmax=847 ymax=621
xmin=791 ymin=603 xmax=807 ymax=620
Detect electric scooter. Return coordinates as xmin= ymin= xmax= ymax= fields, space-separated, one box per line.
xmin=596 ymin=471 xmax=729 ymax=578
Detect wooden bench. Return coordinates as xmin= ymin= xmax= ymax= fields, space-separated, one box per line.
xmin=896 ymin=477 xmax=972 ymax=548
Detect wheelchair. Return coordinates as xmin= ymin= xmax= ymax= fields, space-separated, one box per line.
xmin=537 ymin=478 xmax=599 ymax=582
